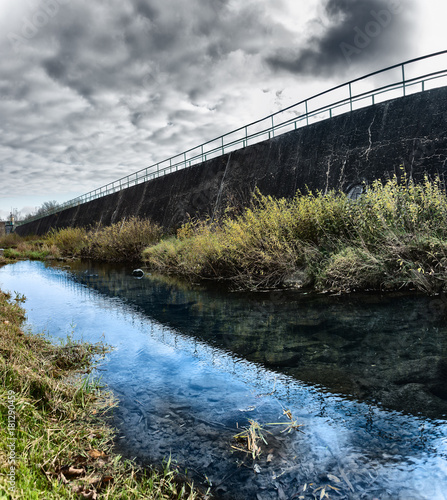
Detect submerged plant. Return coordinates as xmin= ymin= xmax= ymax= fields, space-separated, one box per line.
xmin=231 ymin=410 xmax=303 ymax=461
xmin=232 ymin=420 xmax=269 ymax=460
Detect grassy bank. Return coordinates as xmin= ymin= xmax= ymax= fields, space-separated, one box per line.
xmin=143 ymin=176 xmax=447 ymax=293
xmin=5 ymin=176 xmax=447 ymax=294
xmin=0 ymin=290 xmax=204 ymax=499
xmin=0 ymin=217 xmax=162 ymax=263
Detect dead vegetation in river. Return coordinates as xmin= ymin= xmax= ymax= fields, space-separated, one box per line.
xmin=231 ymin=408 xmax=303 ymax=462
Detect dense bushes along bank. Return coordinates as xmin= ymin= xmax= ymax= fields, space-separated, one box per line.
xmin=144 ymin=176 xmax=447 ymax=293
xmin=0 ymin=290 xmax=204 ymax=499
xmin=1 ymin=217 xmax=161 ymax=263
xmin=4 ymin=176 xmax=447 ymax=294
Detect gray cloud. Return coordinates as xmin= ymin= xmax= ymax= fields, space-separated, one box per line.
xmin=0 ymin=0 xmax=419 ymax=218
xmin=267 ymin=0 xmax=415 ymax=77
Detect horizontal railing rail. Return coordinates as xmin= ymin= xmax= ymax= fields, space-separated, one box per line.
xmin=23 ymin=50 xmax=447 ymax=224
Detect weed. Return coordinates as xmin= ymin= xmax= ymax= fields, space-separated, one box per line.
xmin=46 ymin=227 xmax=87 ymax=257
xmin=232 ymin=420 xmax=269 ymax=460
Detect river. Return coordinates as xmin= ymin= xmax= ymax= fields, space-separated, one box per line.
xmin=1 ymin=260 xmax=446 ymax=499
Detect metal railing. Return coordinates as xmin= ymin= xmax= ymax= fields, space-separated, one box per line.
xmin=24 ymin=50 xmax=447 ymax=224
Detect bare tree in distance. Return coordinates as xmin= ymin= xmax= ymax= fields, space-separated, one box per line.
xmin=22 ymin=200 xmax=60 ymax=222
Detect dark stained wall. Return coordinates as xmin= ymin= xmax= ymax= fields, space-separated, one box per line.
xmin=16 ymin=86 xmax=447 ymax=236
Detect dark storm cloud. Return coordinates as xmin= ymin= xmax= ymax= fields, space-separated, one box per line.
xmin=37 ymin=0 xmax=267 ymax=102
xmin=267 ymin=0 xmax=415 ymax=76
xmin=134 ymin=0 xmax=158 ymax=20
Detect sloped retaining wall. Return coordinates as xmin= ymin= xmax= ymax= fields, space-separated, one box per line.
xmin=16 ymin=86 xmax=447 ymax=236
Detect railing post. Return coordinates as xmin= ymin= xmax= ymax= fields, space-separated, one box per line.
xmin=271 ymin=116 xmax=275 ymax=138
xmin=402 ymin=64 xmax=406 ymax=96
xmin=305 ymin=100 xmax=309 ymax=126
xmin=349 ymin=83 xmax=353 ymax=111
xmin=221 ymin=136 xmax=224 ymax=155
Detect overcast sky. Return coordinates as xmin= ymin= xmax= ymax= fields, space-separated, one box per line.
xmin=0 ymin=0 xmax=445 ymax=219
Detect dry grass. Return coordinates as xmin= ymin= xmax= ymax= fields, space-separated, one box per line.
xmin=232 ymin=420 xmax=269 ymax=460
xmin=81 ymin=217 xmax=163 ymax=262
xmin=2 ymin=217 xmax=163 ymax=264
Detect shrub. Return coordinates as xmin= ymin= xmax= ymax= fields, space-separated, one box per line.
xmin=318 ymin=246 xmax=386 ymax=291
xmin=46 ymin=227 xmax=87 ymax=257
xmin=83 ymin=217 xmax=162 ymax=262
xmin=0 ymin=233 xmax=22 ymax=249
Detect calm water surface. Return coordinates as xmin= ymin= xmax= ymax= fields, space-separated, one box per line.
xmin=1 ymin=260 xmax=447 ymax=500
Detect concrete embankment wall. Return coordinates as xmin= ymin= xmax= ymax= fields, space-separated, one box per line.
xmin=16 ymin=86 xmax=447 ymax=236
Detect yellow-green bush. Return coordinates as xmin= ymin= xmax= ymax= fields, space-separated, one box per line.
xmin=144 ymin=176 xmax=447 ymax=292
xmin=319 ymin=246 xmax=386 ymax=291
xmin=83 ymin=216 xmax=162 ymax=262
xmin=46 ymin=227 xmax=87 ymax=257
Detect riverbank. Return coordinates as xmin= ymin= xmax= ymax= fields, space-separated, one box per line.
xmin=0 ymin=288 xmax=205 ymax=499
xmin=144 ymin=176 xmax=447 ymax=293
xmin=4 ymin=176 xmax=447 ymax=294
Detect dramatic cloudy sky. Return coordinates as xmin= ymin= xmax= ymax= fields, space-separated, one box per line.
xmin=0 ymin=0 xmax=444 ymax=219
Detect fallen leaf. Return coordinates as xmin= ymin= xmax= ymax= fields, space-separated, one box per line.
xmin=328 ymin=485 xmax=341 ymax=492
xmin=88 ymin=449 xmax=106 ymax=460
xmin=66 ymin=467 xmax=85 ymax=478
xmin=267 ymin=454 xmax=274 ymax=463
xmin=87 ymin=476 xmax=102 ymax=486
xmin=58 ymin=466 xmax=84 ymax=479
xmin=277 ymin=486 xmax=287 ymax=500
xmin=80 ymin=490 xmax=97 ymax=499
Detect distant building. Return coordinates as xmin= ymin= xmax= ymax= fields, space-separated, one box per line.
xmin=0 ymin=215 xmax=15 ymax=237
